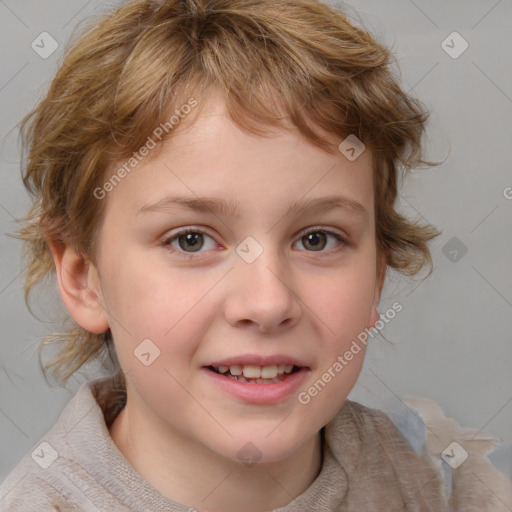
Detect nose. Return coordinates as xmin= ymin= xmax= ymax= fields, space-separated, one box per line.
xmin=223 ymin=247 xmax=302 ymax=333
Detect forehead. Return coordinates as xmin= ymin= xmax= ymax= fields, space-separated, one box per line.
xmin=100 ymin=92 xmax=374 ymax=225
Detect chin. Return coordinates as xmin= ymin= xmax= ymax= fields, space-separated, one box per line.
xmin=206 ymin=426 xmax=316 ymax=467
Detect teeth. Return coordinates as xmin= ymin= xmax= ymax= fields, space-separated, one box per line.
xmin=261 ymin=365 xmax=278 ymax=378
xmin=213 ymin=364 xmax=297 ymax=378
xmin=243 ymin=365 xmax=261 ymax=378
xmin=229 ymin=364 xmax=242 ymax=376
xmin=261 ymin=364 xmax=278 ymax=379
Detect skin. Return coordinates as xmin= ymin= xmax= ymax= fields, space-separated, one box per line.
xmin=50 ymin=90 xmax=386 ymax=512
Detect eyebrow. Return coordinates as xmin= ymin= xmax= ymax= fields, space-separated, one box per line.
xmin=138 ymin=194 xmax=368 ymax=219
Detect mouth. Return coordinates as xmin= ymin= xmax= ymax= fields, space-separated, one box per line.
xmin=206 ymin=364 xmax=302 ymax=384
xmin=202 ymin=356 xmax=310 ymax=403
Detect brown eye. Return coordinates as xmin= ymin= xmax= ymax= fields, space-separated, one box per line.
xmin=161 ymin=228 xmax=217 ymax=258
xmin=302 ymin=232 xmax=327 ymax=251
xmin=295 ymin=229 xmax=345 ymax=252
xmin=177 ymin=232 xmax=204 ymax=252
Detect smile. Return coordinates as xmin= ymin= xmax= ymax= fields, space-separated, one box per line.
xmin=207 ymin=364 xmax=300 ymax=384
xmin=202 ymin=356 xmax=310 ymax=403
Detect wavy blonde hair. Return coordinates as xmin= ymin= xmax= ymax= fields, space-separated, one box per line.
xmin=14 ymin=0 xmax=440 ymax=387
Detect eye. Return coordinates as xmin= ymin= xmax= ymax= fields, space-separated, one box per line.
xmin=293 ymin=227 xmax=346 ymax=252
xmin=160 ymin=226 xmax=347 ymax=259
xmin=160 ymin=227 xmax=218 ymax=259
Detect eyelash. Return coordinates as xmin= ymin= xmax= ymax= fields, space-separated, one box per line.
xmin=160 ymin=226 xmax=348 ymax=260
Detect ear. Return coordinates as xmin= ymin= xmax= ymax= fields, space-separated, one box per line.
xmin=48 ymin=240 xmax=109 ymax=334
xmin=368 ymin=250 xmax=387 ymax=328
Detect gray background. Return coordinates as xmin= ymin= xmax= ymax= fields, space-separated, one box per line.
xmin=1 ymin=0 xmax=511 ymax=483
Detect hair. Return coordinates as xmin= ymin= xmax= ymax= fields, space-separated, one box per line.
xmin=13 ymin=0 xmax=441 ymax=387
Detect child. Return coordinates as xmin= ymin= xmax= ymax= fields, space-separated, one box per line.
xmin=0 ymin=0 xmax=499 ymax=510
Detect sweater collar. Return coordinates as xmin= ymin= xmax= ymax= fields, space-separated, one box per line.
xmin=78 ymin=375 xmax=354 ymax=511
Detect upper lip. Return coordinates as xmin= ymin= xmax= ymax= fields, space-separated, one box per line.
xmin=205 ymin=354 xmax=309 ymax=368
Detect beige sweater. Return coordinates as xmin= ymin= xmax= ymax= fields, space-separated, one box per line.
xmin=0 ymin=375 xmax=453 ymax=511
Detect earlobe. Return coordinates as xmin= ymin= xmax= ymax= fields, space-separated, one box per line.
xmin=48 ymin=240 xmax=109 ymax=334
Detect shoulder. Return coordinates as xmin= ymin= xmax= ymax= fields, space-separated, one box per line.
xmin=334 ymin=398 xmax=425 ymax=449
xmin=0 ymin=458 xmax=78 ymax=511
xmin=0 ymin=377 xmax=117 ymax=511
xmin=337 ymin=399 xmax=436 ymax=469
xmin=325 ymin=399 xmax=450 ymax=511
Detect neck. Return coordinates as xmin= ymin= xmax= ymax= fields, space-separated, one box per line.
xmin=109 ymin=399 xmax=323 ymax=512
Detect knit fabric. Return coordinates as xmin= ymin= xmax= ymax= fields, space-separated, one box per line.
xmin=0 ymin=375 xmax=449 ymax=511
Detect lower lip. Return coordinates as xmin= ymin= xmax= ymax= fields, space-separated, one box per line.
xmin=202 ymin=367 xmax=309 ymax=404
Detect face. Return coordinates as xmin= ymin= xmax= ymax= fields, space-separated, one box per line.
xmin=90 ymin=91 xmax=383 ymax=464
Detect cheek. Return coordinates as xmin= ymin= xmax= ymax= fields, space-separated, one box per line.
xmin=100 ymin=253 xmax=219 ymax=371
xmin=100 ymin=251 xmax=199 ymax=335
xmin=304 ymin=257 xmax=377 ymax=342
